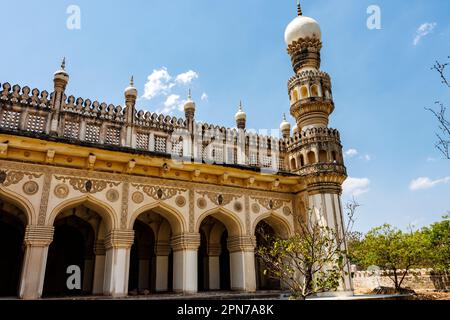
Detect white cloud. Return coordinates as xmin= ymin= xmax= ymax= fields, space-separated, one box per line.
xmin=142 ymin=68 xmax=200 ymax=102
xmin=409 ymin=176 xmax=450 ymax=191
xmin=175 ymin=70 xmax=198 ymax=84
xmin=201 ymin=92 xmax=208 ymax=102
xmin=345 ymin=149 xmax=359 ymax=158
xmin=363 ymin=154 xmax=371 ymax=161
xmin=413 ymin=22 xmax=437 ymax=46
xmin=426 ymin=157 xmax=437 ymax=162
xmin=142 ymin=67 xmax=174 ymax=100
xmin=343 ymin=177 xmax=371 ymax=196
xmin=155 ymin=94 xmax=187 ymax=114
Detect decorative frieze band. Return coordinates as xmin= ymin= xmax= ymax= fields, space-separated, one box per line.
xmin=197 ymin=191 xmax=241 ymax=207
xmin=55 ymin=175 xmax=121 ymax=194
xmin=0 ymin=170 xmax=42 ymax=187
xmin=132 ymin=183 xmax=186 ymax=201
xmin=251 ymin=196 xmax=288 ymax=211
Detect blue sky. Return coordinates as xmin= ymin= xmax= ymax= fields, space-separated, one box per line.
xmin=0 ymin=0 xmax=449 ymax=232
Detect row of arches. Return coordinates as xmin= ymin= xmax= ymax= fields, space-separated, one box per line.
xmin=0 ymin=194 xmax=290 ymax=298
xmin=291 ymin=83 xmax=332 ymax=103
xmin=290 ymin=149 xmax=341 ymax=171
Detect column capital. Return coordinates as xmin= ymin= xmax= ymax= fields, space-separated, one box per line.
xmin=94 ymin=240 xmax=106 ymax=255
xmin=24 ymin=225 xmax=54 ymax=247
xmin=171 ymin=233 xmax=200 ymax=252
xmin=104 ymin=229 xmax=134 ymax=249
xmin=155 ymin=241 xmax=171 ymax=256
xmin=227 ymin=235 xmax=256 ymax=253
xmin=207 ymin=243 xmax=222 ymax=257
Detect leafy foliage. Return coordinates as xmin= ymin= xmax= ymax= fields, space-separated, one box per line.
xmin=256 ymin=202 xmax=358 ymax=300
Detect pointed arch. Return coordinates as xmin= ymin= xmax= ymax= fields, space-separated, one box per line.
xmin=0 ymin=187 xmax=35 ymax=225
xmin=48 ymin=195 xmax=117 ymax=231
xmin=196 ymin=207 xmax=245 ymax=237
xmin=130 ymin=201 xmax=186 ymax=236
xmin=252 ymin=212 xmax=293 ymax=239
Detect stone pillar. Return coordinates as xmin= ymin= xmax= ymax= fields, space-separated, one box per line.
xmin=171 ymin=233 xmax=200 ymax=294
xmin=155 ymin=241 xmax=171 ymax=292
xmin=208 ymin=243 xmax=221 ymax=290
xmin=19 ymin=225 xmax=54 ymax=300
xmin=92 ymin=241 xmax=106 ymax=295
xmin=227 ymin=236 xmax=256 ymax=292
xmin=103 ymin=230 xmax=134 ymax=297
xmin=306 ymin=179 xmax=354 ymax=296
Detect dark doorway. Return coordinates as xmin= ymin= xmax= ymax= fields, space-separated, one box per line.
xmin=219 ymin=231 xmax=231 ymax=291
xmin=255 ymin=221 xmax=281 ymax=290
xmin=43 ymin=216 xmax=94 ymax=297
xmin=0 ymin=212 xmax=25 ymax=297
xmin=197 ymin=230 xmax=208 ymax=291
xmin=128 ymin=220 xmax=156 ymax=294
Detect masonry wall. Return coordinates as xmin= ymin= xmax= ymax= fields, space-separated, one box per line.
xmin=353 ymin=269 xmax=450 ymax=293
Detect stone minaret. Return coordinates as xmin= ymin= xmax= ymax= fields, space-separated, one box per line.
xmin=184 ymin=89 xmax=196 ymax=134
xmin=280 ymin=113 xmax=291 ymax=139
xmin=124 ymin=76 xmax=137 ymax=147
xmin=235 ymin=101 xmax=246 ymax=130
xmin=284 ymin=1 xmax=352 ymax=295
xmin=50 ymin=58 xmax=69 ymax=135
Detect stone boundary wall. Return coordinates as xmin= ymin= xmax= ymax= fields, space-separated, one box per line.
xmin=353 ymin=269 xmax=450 ymax=292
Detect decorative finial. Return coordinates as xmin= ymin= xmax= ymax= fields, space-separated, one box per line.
xmin=239 ymin=100 xmax=243 ymax=111
xmin=297 ymin=0 xmax=302 ymax=16
xmin=61 ymin=57 xmax=66 ymax=70
xmin=283 ymin=113 xmax=287 ymax=121
xmin=130 ymin=75 xmax=134 ymax=87
xmin=188 ymin=88 xmax=192 ymax=100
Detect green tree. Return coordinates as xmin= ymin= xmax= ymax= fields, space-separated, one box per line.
xmin=353 ymin=224 xmax=428 ymax=292
xmin=422 ymin=215 xmax=450 ymax=271
xmin=256 ymin=201 xmax=358 ymax=300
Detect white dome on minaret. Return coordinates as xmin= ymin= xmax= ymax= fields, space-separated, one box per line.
xmin=284 ymin=2 xmax=321 ymax=47
xmin=235 ymin=101 xmax=246 ymax=121
xmin=184 ymin=89 xmax=196 ymax=112
xmin=280 ymin=113 xmax=291 ymax=132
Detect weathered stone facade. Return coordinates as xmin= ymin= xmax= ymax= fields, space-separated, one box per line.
xmin=0 ymin=3 xmax=353 ymax=299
